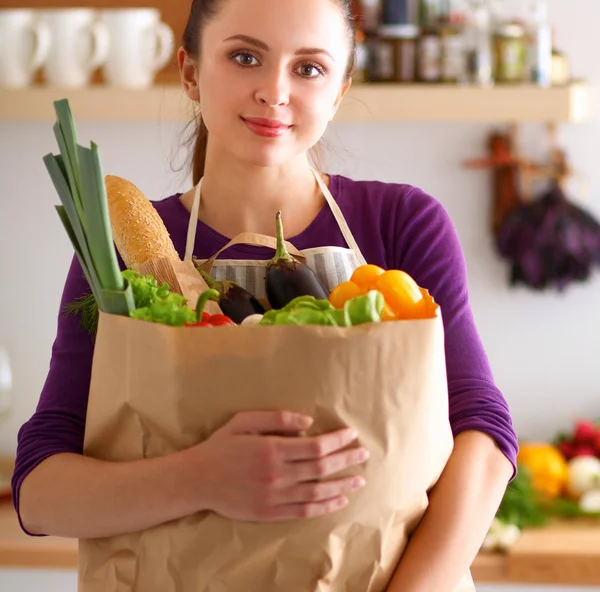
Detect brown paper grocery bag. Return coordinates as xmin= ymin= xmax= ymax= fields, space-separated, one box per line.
xmin=78 ymin=292 xmax=474 ymax=591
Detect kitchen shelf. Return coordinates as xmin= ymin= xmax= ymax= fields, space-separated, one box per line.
xmin=0 ymin=82 xmax=593 ymax=124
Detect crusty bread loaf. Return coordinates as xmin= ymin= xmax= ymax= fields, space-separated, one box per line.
xmin=105 ymin=175 xmax=179 ymax=269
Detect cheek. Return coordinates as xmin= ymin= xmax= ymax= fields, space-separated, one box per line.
xmin=298 ymin=83 xmax=339 ymax=127
xmin=198 ymin=64 xmax=242 ymax=126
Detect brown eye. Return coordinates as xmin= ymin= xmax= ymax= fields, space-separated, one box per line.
xmin=234 ymin=52 xmax=259 ymax=67
xmin=296 ymin=63 xmax=324 ymax=78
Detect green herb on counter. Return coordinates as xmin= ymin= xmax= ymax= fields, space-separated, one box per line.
xmin=495 ymin=463 xmax=600 ymax=530
xmin=496 ymin=465 xmax=549 ymax=529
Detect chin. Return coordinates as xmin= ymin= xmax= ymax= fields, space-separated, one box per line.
xmin=235 ymin=145 xmax=300 ymax=169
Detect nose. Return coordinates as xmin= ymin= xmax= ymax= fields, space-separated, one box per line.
xmin=254 ymin=67 xmax=290 ymax=108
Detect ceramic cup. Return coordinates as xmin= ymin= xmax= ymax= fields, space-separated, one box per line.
xmin=0 ymin=9 xmax=51 ymax=88
xmin=99 ymin=8 xmax=174 ymax=88
xmin=40 ymin=8 xmax=110 ymax=88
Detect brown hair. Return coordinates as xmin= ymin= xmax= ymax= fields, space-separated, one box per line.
xmin=182 ymin=0 xmax=357 ymax=184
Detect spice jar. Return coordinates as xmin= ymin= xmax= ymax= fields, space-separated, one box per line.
xmin=551 ymin=47 xmax=570 ymax=85
xmin=375 ymin=24 xmax=419 ymax=83
xmin=439 ymin=18 xmax=465 ymax=83
xmin=493 ymin=23 xmax=527 ymax=83
xmin=417 ymin=24 xmax=442 ymax=82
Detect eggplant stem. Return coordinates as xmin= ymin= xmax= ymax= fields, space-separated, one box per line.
xmin=197 ymin=266 xmax=217 ymax=288
xmin=271 ymin=211 xmax=294 ymax=264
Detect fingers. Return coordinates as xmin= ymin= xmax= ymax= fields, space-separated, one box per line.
xmin=291 ymin=447 xmax=370 ymax=482
xmin=261 ymin=496 xmax=350 ymax=522
xmin=279 ymin=476 xmax=366 ymax=505
xmin=279 ymin=427 xmax=359 ymax=461
xmin=229 ymin=411 xmax=313 ymax=435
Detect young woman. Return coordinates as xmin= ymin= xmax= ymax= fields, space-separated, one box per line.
xmin=13 ymin=0 xmax=517 ymax=589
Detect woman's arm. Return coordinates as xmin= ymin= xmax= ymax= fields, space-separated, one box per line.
xmin=386 ymin=430 xmax=513 ymax=591
xmin=20 ymin=413 xmax=367 ymax=539
xmin=19 ymin=450 xmax=203 ymax=538
xmin=392 ymin=186 xmax=518 ymax=476
xmin=381 ymin=187 xmax=518 ymax=589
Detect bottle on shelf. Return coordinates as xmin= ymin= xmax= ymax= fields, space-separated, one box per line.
xmin=492 ymin=20 xmax=527 ymax=83
xmin=525 ymin=0 xmax=552 ymax=87
xmin=465 ymin=0 xmax=494 ymax=86
xmin=417 ymin=0 xmax=442 ymax=83
xmin=551 ymin=35 xmax=571 ymax=86
xmin=381 ymin=0 xmax=410 ymax=25
xmin=373 ymin=0 xmax=418 ymax=83
xmin=438 ymin=0 xmax=467 ymax=84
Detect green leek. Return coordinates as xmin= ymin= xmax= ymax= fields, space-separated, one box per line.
xmin=44 ymin=99 xmax=134 ymax=316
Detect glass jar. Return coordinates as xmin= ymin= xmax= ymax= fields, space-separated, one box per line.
xmin=551 ymin=48 xmax=570 ymax=86
xmin=493 ymin=23 xmax=527 ymax=83
xmin=376 ymin=24 xmax=419 ymax=83
xmin=417 ymin=26 xmax=442 ymax=82
xmin=440 ymin=19 xmax=465 ymax=83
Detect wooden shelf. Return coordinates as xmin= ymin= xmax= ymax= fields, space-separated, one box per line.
xmin=341 ymin=81 xmax=593 ymax=123
xmin=0 ymin=82 xmax=592 ymax=124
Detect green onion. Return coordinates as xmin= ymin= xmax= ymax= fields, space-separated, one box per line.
xmin=44 ymin=99 xmax=134 ymax=316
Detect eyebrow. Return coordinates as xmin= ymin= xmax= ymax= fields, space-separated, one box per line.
xmin=223 ymin=34 xmax=335 ymax=61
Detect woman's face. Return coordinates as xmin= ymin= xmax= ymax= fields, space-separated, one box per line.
xmin=189 ymin=0 xmax=351 ymax=168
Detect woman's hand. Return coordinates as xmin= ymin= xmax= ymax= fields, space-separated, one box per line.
xmin=191 ymin=410 xmax=369 ymax=521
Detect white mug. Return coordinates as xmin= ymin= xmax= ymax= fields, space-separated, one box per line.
xmin=0 ymin=9 xmax=51 ymax=89
xmin=40 ymin=8 xmax=110 ymax=88
xmin=99 ymin=9 xmax=174 ymax=89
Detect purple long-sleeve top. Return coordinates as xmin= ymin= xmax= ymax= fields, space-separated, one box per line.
xmin=12 ymin=175 xmax=518 ymax=534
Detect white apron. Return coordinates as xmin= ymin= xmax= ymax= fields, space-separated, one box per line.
xmin=183 ymin=169 xmax=368 ymax=299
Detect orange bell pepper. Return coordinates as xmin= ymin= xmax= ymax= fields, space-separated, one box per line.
xmin=329 ymin=265 xmax=428 ymax=321
xmin=517 ymin=443 xmax=569 ymax=499
xmin=374 ymin=270 xmax=429 ymax=320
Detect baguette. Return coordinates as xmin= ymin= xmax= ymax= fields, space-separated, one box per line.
xmin=105 ymin=175 xmax=179 ymax=269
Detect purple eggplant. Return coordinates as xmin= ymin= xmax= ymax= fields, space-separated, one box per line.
xmin=265 ymin=211 xmax=328 ymax=309
xmin=194 ymin=265 xmax=265 ymax=324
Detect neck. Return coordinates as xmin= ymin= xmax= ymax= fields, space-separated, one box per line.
xmin=197 ymin=143 xmax=325 ymax=237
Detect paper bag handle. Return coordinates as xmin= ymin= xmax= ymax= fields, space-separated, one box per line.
xmin=196 ymin=232 xmax=306 ymax=274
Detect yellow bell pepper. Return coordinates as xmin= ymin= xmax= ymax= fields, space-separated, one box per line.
xmin=329 ymin=278 xmax=396 ymax=321
xmin=517 ymin=443 xmax=569 ymax=499
xmin=329 ymin=265 xmax=429 ymax=321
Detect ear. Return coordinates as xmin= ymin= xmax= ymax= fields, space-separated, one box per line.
xmin=330 ymin=78 xmax=352 ymax=121
xmin=178 ymin=47 xmax=200 ymax=102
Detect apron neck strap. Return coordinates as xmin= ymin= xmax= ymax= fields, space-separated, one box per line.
xmin=183 ymin=170 xmax=368 ymax=266
xmin=184 ymin=180 xmax=202 ymax=262
xmin=311 ymin=169 xmax=368 ymax=266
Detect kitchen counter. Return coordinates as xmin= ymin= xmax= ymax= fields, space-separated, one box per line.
xmin=0 ymin=499 xmax=77 ymax=569
xmin=471 ymin=518 xmax=600 ymax=585
xmin=2 ymin=499 xmax=600 ymax=584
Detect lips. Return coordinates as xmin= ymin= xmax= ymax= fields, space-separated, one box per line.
xmin=242 ymin=117 xmax=292 ymax=138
